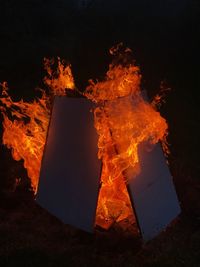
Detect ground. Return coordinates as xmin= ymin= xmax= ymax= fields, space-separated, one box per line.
xmin=0 ymin=1 xmax=200 ymax=266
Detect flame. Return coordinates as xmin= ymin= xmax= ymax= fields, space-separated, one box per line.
xmin=43 ymin=57 xmax=75 ymax=95
xmin=86 ymin=64 xmax=140 ymax=102
xmin=85 ymin=55 xmax=168 ymax=227
xmin=0 ymin=83 xmax=50 ymax=191
xmin=0 ymin=60 xmax=75 ymax=191
xmin=0 ymin=50 xmax=169 ymax=229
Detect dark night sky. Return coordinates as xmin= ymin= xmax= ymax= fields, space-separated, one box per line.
xmin=0 ymin=1 xmax=199 ymax=85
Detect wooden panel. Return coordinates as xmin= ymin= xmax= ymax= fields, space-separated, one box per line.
xmin=127 ymin=142 xmax=181 ymax=241
xmin=36 ymin=97 xmax=101 ymax=232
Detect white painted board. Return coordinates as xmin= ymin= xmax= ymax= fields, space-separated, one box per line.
xmin=36 ymin=97 xmax=101 ymax=232
xmin=127 ymin=142 xmax=181 ymax=241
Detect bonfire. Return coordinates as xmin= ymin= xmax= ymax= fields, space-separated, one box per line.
xmin=0 ymin=46 xmax=180 ymax=240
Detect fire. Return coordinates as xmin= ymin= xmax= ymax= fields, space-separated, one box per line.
xmin=84 ymin=51 xmax=168 ymax=227
xmin=0 ymin=60 xmax=74 ymax=191
xmin=0 ymin=48 xmax=168 ymax=229
xmin=43 ymin=57 xmax=75 ymax=95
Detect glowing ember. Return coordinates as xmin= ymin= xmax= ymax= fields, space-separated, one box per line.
xmin=0 ymin=60 xmax=75 ymax=191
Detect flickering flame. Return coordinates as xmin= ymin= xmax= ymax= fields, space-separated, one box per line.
xmin=85 ymin=55 xmax=168 ymax=227
xmin=0 ymin=83 xmax=50 ymax=191
xmin=44 ymin=57 xmax=75 ymax=95
xmin=0 ymin=50 xmax=169 ymax=229
xmin=0 ymin=60 xmax=74 ymax=191
xmin=86 ymin=64 xmax=140 ymax=102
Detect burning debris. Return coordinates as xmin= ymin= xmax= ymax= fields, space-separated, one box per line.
xmin=0 ymin=47 xmax=180 ymax=240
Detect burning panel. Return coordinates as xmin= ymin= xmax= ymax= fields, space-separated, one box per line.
xmin=36 ymin=96 xmax=101 ymax=232
xmin=1 ymin=51 xmax=181 ymax=241
xmin=127 ymin=142 xmax=181 ymax=241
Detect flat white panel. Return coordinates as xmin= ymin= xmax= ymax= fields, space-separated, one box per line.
xmin=128 ymin=142 xmax=181 ymax=241
xmin=36 ymin=97 xmax=101 ymax=232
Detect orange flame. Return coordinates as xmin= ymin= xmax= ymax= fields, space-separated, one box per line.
xmin=0 ymin=51 xmax=169 ymax=229
xmin=85 ymin=54 xmax=168 ymax=227
xmin=44 ymin=57 xmax=75 ymax=95
xmin=0 ymin=59 xmax=75 ymax=191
